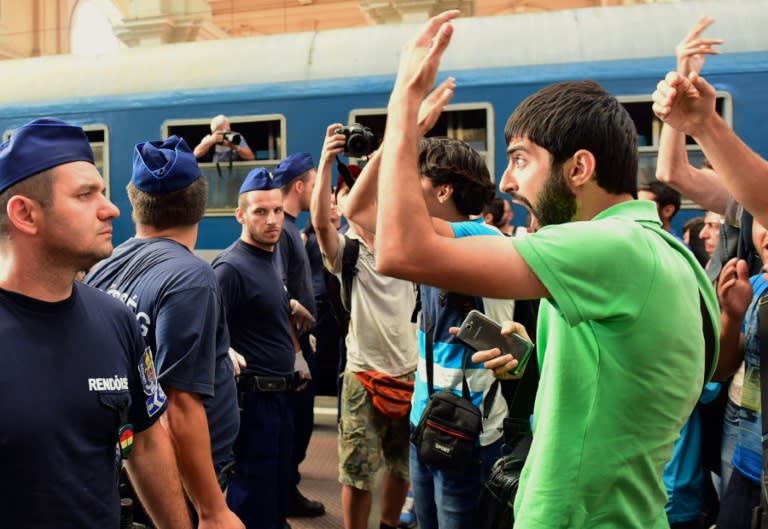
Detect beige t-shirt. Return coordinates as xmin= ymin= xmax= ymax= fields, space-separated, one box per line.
xmin=326 ymin=230 xmax=418 ymax=376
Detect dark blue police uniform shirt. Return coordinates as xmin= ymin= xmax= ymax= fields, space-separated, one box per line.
xmin=86 ymin=237 xmax=239 ymax=469
xmin=275 ymin=213 xmax=316 ymax=318
xmin=213 ymin=239 xmax=295 ymax=377
xmin=0 ymin=282 xmax=161 ymax=529
xmin=304 ymin=231 xmax=327 ymax=300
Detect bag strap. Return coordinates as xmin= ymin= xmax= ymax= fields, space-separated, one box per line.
xmin=423 ymin=302 xmax=437 ymax=396
xmin=423 ymin=292 xmax=499 ymax=414
xmin=500 ymin=342 xmax=539 ymax=445
xmin=340 ymin=235 xmax=360 ymax=312
xmin=699 ymin=291 xmax=716 ymax=393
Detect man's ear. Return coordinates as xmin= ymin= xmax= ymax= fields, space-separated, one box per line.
xmin=437 ymin=183 xmax=454 ymax=203
xmin=235 ymin=207 xmax=246 ymax=225
xmin=6 ymin=196 xmax=41 ymax=235
xmin=294 ymin=180 xmax=304 ymax=195
xmin=660 ymin=203 xmax=676 ymax=222
xmin=567 ymin=149 xmax=596 ymax=188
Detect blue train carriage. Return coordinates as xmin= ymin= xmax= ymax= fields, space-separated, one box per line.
xmin=0 ymin=0 xmax=765 ymax=257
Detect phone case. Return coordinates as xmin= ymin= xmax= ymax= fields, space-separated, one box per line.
xmin=455 ymin=310 xmax=533 ymax=379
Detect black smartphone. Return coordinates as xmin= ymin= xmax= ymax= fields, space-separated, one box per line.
xmin=455 ymin=310 xmax=533 ymax=379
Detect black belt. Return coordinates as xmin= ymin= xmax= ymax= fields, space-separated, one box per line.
xmin=237 ymin=374 xmax=293 ymax=393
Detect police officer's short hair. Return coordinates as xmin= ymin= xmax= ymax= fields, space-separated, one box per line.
xmin=127 ymin=176 xmax=208 ymax=230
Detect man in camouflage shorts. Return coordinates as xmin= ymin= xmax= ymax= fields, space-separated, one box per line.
xmin=311 ymin=122 xmax=419 ymax=529
xmin=338 ymin=370 xmax=414 ymax=491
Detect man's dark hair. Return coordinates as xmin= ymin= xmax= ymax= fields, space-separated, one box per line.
xmin=0 ymin=171 xmax=54 ymax=237
xmin=639 ymin=180 xmax=682 ymax=217
xmin=682 ymin=216 xmax=709 ymax=267
xmin=127 ymin=176 xmax=208 ymax=230
xmin=418 ymin=136 xmax=495 ymax=216
xmin=482 ymin=196 xmax=506 ymax=229
xmin=504 ymin=80 xmax=638 ymax=197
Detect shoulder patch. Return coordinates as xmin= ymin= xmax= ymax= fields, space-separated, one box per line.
xmin=137 ymin=347 xmax=167 ymax=417
xmin=138 ymin=347 xmax=158 ymax=396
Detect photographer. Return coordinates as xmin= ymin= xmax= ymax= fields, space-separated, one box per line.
xmin=194 ymin=114 xmax=255 ymax=162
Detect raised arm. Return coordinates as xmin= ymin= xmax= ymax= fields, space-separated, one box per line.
xmin=194 ymin=132 xmax=219 ymax=159
xmin=653 ymin=71 xmax=768 ymax=227
xmin=374 ymin=11 xmax=547 ymax=300
xmin=233 ymin=137 xmax=255 ymax=161
xmin=342 ymin=149 xmax=381 ymax=232
xmin=311 ymin=124 xmax=345 ymax=265
xmin=344 ymin=77 xmax=458 ymax=235
xmin=655 ymin=16 xmax=728 ymax=213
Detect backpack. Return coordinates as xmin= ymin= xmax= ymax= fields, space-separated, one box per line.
xmin=324 ymin=235 xmax=360 ymax=329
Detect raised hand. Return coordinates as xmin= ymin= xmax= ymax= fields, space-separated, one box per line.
xmin=390 ymin=10 xmax=460 ymax=106
xmin=319 ymin=123 xmax=346 ymax=165
xmin=717 ymin=257 xmax=752 ymax=320
xmin=676 ymin=16 xmax=723 ymax=77
xmin=652 ymin=70 xmax=717 ymax=136
xmin=417 ymin=77 xmax=456 ymax=136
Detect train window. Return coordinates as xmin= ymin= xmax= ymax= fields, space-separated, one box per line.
xmin=83 ymin=126 xmax=110 ymax=199
xmin=164 ymin=115 xmax=286 ymax=215
xmin=349 ymin=103 xmax=495 ymax=179
xmin=620 ymin=92 xmax=732 ymax=209
xmin=2 ymin=123 xmax=111 ymax=199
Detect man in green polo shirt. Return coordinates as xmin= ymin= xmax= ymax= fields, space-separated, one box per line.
xmin=372 ymin=11 xmax=720 ymax=529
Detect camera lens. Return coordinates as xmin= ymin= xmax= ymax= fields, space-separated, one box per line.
xmin=346 ymin=134 xmax=369 ymax=158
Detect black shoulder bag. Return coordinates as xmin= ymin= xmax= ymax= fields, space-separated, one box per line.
xmin=474 ymin=345 xmax=538 ymax=529
xmin=410 ymin=302 xmax=499 ymax=473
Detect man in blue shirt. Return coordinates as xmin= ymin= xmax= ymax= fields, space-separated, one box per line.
xmin=214 ymin=168 xmax=304 ymax=529
xmin=715 ymin=221 xmax=767 ymax=529
xmin=86 ymin=136 xmax=243 ymax=529
xmin=273 ymin=152 xmax=325 ymax=518
xmin=343 ymin=130 xmax=514 ymax=529
xmin=0 ymin=118 xmax=191 ymax=529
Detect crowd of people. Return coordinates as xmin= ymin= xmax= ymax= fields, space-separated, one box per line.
xmin=0 ymin=11 xmax=765 ymax=529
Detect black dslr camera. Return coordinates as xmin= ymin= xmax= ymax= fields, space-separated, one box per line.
xmin=335 ymin=123 xmax=376 ymax=158
xmin=222 ymin=130 xmax=242 ymax=144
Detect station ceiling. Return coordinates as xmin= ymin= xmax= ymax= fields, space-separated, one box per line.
xmin=207 ymin=0 xmax=654 ymax=36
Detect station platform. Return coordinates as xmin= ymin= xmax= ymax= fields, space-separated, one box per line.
xmin=289 ymin=396 xmax=389 ymax=529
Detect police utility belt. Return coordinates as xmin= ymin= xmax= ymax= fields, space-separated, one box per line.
xmin=237 ymin=373 xmax=294 ymax=393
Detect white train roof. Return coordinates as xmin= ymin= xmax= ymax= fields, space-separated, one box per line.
xmin=0 ymin=0 xmax=766 ymax=104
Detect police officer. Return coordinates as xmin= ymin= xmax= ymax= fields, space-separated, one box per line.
xmin=0 ymin=118 xmax=191 ymax=529
xmin=273 ymin=152 xmax=326 ymax=517
xmin=213 ymin=168 xmax=305 ymax=529
xmin=85 ymin=137 xmax=243 ymax=529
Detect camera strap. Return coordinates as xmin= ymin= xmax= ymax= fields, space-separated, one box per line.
xmin=336 ymin=157 xmax=357 ymax=189
xmin=214 ymin=153 xmax=235 ymax=180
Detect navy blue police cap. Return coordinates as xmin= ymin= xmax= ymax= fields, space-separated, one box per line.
xmin=0 ymin=117 xmax=95 ymax=195
xmin=239 ymin=167 xmax=278 ymax=195
xmin=273 ymin=152 xmax=315 ymax=186
xmin=131 ymin=136 xmax=199 ymax=194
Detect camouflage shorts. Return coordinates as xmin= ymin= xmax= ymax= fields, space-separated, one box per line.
xmin=338 ymin=369 xmax=413 ymax=490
